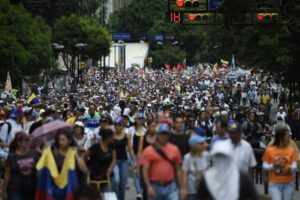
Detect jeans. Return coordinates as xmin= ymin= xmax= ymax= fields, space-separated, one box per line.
xmin=132 ymin=155 xmax=143 ymax=195
xmin=115 ymin=159 xmax=129 ymax=200
xmin=269 ymin=182 xmax=294 ymax=200
xmin=148 ymin=181 xmax=178 ymax=200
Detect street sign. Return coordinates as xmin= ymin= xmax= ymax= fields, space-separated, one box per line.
xmin=209 ymin=0 xmax=224 ymax=10
xmin=113 ymin=33 xmax=131 ymax=40
xmin=155 ymin=35 xmax=164 ymax=41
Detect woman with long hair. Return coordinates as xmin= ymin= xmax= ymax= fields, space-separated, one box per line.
xmin=138 ymin=120 xmax=157 ymax=157
xmin=2 ymin=132 xmax=39 ymax=200
xmin=114 ymin=116 xmax=136 ymax=200
xmin=263 ymin=125 xmax=298 ymax=200
xmin=137 ymin=120 xmax=157 ymax=200
xmin=128 ymin=112 xmax=146 ymax=199
xmin=35 ymin=127 xmax=88 ymax=200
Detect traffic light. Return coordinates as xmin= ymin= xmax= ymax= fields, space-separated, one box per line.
xmin=256 ymin=12 xmax=278 ymax=22
xmin=188 ymin=13 xmax=210 ymax=21
xmin=176 ymin=0 xmax=200 ymax=8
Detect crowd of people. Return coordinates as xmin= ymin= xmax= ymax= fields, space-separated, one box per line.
xmin=0 ymin=66 xmax=300 ymax=200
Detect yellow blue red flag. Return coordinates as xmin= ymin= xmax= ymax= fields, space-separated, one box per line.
xmin=35 ymin=147 xmax=78 ymax=200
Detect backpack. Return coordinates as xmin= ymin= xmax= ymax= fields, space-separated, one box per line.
xmin=0 ymin=122 xmax=12 ymax=143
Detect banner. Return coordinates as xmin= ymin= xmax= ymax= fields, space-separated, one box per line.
xmin=4 ymin=71 xmax=12 ymax=94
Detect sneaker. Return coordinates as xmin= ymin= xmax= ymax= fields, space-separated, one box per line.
xmin=136 ymin=194 xmax=142 ymax=200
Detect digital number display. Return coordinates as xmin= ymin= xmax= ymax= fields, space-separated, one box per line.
xmin=166 ymin=12 xmax=182 ymax=24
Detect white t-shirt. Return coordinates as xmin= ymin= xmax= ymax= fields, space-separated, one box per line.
xmin=232 ymin=140 xmax=257 ymax=173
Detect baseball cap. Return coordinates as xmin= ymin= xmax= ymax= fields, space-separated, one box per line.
xmin=74 ymin=121 xmax=85 ymax=128
xmin=227 ymin=120 xmax=241 ymax=133
xmin=136 ymin=112 xmax=144 ymax=120
xmin=188 ymin=135 xmax=207 ymax=147
xmin=156 ymin=123 xmax=171 ymax=134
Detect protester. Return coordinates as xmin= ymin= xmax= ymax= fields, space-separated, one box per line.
xmin=182 ymin=134 xmax=210 ymax=200
xmin=263 ymin=125 xmax=298 ymax=200
xmin=35 ymin=128 xmax=88 ymax=200
xmin=128 ymin=112 xmax=146 ymax=199
xmin=0 ymin=107 xmax=22 ymax=159
xmin=140 ymin=123 xmax=183 ymax=200
xmin=73 ymin=121 xmax=92 ymax=153
xmin=114 ymin=116 xmax=136 ymax=200
xmin=2 ymin=132 xmax=39 ymax=200
xmin=86 ymin=128 xmax=116 ymax=192
xmin=211 ymin=117 xmax=230 ymax=146
xmin=228 ymin=120 xmax=257 ymax=173
xmin=198 ymin=140 xmax=258 ymax=200
xmin=169 ymin=115 xmax=190 ymax=158
xmin=184 ymin=113 xmax=205 ymax=137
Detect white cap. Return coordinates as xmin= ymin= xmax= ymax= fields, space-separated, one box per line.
xmin=210 ymin=140 xmax=233 ymax=157
xmin=279 ymin=106 xmax=284 ymax=110
xmin=74 ymin=121 xmax=85 ymax=128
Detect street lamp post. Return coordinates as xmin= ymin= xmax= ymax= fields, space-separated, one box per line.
xmin=75 ymin=43 xmax=87 ymax=83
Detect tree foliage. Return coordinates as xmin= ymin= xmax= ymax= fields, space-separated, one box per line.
xmin=53 ymin=14 xmax=111 ymax=86
xmin=0 ymin=0 xmax=54 ymax=82
xmin=109 ymin=0 xmax=167 ymax=33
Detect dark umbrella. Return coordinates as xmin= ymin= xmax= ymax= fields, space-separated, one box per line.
xmin=31 ymin=120 xmax=72 ymax=146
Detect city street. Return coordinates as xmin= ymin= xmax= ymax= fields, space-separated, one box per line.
xmin=1 ymin=0 xmax=300 ymax=200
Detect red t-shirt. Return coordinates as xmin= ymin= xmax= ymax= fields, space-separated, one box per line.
xmin=139 ymin=143 xmax=182 ymax=183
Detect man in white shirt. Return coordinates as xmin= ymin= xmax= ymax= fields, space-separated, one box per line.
xmin=228 ymin=120 xmax=257 ymax=173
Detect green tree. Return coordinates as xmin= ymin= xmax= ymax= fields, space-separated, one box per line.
xmin=109 ymin=0 xmax=167 ymax=33
xmin=53 ymin=14 xmax=111 ymax=87
xmin=151 ymin=46 xmax=187 ymax=68
xmin=0 ymin=0 xmax=54 ymax=82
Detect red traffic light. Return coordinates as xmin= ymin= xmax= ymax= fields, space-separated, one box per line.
xmin=257 ymin=13 xmax=264 ymax=21
xmin=189 ymin=14 xmax=196 ymax=21
xmin=177 ymin=0 xmax=184 ymax=8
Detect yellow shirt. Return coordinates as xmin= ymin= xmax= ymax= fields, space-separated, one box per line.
xmin=262 ymin=95 xmax=270 ymax=105
xmin=66 ymin=116 xmax=76 ymax=124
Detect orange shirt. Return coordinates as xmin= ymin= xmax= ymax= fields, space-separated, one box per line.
xmin=263 ymin=146 xmax=298 ymax=183
xmin=139 ymin=143 xmax=182 ymax=183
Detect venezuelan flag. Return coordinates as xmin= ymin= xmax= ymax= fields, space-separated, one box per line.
xmin=35 ymin=147 xmax=79 ymax=200
xmin=27 ymin=93 xmax=39 ymax=104
xmin=175 ymin=84 xmax=181 ymax=93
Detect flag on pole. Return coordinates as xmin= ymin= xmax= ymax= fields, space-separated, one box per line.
xmin=27 ymin=93 xmax=39 ymax=104
xmin=4 ymin=71 xmax=13 ymax=94
xmin=231 ymin=54 xmax=236 ymax=69
xmin=221 ymin=59 xmax=229 ymax=68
